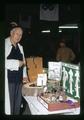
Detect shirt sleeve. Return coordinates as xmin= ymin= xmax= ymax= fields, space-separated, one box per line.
xmin=23 ymin=66 xmax=27 ymax=78
xmin=19 ymin=45 xmax=27 ymax=78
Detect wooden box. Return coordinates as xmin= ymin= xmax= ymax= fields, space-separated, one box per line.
xmin=22 ymin=82 xmax=43 ymax=96
xmin=37 ymin=95 xmax=80 ymax=111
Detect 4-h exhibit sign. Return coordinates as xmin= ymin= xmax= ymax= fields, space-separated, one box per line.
xmin=61 ymin=62 xmax=80 ymax=99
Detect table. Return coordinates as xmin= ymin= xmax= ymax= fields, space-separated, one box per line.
xmin=23 ymin=96 xmax=80 ymax=115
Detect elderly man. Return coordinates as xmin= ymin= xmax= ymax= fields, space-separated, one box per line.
xmin=5 ymin=25 xmax=28 ymax=115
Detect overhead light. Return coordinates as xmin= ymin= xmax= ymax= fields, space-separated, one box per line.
xmin=59 ymin=26 xmax=78 ymax=29
xmin=41 ymin=30 xmax=50 ymax=33
xmin=59 ymin=29 xmax=62 ymax=32
xmin=58 ymin=24 xmax=78 ymax=29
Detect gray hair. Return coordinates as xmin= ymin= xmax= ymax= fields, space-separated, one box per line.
xmin=10 ymin=26 xmax=23 ymax=34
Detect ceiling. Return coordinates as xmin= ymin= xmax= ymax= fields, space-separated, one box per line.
xmin=6 ymin=4 xmax=80 ymax=22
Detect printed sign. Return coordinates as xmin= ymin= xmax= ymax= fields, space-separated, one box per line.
xmin=37 ymin=74 xmax=47 ymax=86
xmin=61 ymin=62 xmax=80 ymax=99
xmin=48 ymin=62 xmax=62 ymax=81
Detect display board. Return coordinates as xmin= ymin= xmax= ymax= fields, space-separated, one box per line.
xmin=48 ymin=61 xmax=80 ymax=100
xmin=48 ymin=62 xmax=62 ymax=81
xmin=61 ymin=62 xmax=80 ymax=100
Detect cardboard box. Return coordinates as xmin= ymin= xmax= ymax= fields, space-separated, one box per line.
xmin=37 ymin=95 xmax=80 ymax=111
xmin=26 ymin=57 xmax=43 ymax=82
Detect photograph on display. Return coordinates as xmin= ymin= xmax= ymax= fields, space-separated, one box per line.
xmin=0 ymin=3 xmax=81 ymax=116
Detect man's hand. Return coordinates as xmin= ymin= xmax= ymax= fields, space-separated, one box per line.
xmin=23 ymin=77 xmax=29 ymax=84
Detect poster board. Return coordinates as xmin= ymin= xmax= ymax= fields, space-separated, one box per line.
xmin=61 ymin=62 xmax=80 ymax=100
xmin=48 ymin=62 xmax=62 ymax=81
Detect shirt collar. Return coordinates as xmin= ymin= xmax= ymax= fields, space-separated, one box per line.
xmin=6 ymin=37 xmax=13 ymax=47
xmin=6 ymin=37 xmax=19 ymax=47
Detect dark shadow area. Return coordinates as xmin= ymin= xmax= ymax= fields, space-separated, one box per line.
xmin=20 ymin=97 xmax=31 ymax=115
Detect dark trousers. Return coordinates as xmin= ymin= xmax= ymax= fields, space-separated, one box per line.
xmin=8 ymin=82 xmax=22 ymax=115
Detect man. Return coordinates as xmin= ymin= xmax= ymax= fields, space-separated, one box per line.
xmin=56 ymin=40 xmax=75 ymax=63
xmin=5 ymin=25 xmax=28 ymax=115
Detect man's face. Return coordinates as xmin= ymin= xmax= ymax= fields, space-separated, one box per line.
xmin=60 ymin=42 xmax=65 ymax=47
xmin=10 ymin=27 xmax=23 ymax=44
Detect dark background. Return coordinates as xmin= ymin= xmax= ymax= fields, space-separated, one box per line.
xmin=5 ymin=4 xmax=80 ymax=67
